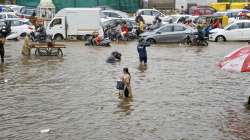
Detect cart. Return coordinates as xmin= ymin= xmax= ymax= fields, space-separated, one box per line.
xmin=30 ymin=42 xmax=66 ymax=57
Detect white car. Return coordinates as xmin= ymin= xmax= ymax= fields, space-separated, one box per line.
xmin=209 ymin=20 xmax=250 ymax=42
xmin=1 ymin=19 xmax=34 ymax=39
xmin=0 ymin=12 xmax=18 ymax=21
xmin=6 ymin=5 xmax=25 ymax=14
xmin=0 ymin=5 xmax=15 ymax=13
xmin=167 ymin=14 xmax=195 ymax=23
xmin=102 ymin=10 xmax=129 ymax=19
xmin=135 ymin=9 xmax=169 ymax=25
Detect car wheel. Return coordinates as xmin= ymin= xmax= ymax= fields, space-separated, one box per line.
xmin=215 ymin=35 xmax=226 ymax=42
xmin=54 ymin=34 xmax=64 ymax=41
xmin=146 ymin=38 xmax=156 ymax=44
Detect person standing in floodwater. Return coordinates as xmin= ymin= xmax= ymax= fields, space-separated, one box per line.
xmin=137 ymin=38 xmax=150 ymax=65
xmin=0 ymin=34 xmax=5 ymax=63
xmin=122 ymin=68 xmax=132 ymax=98
xmin=22 ymin=34 xmax=31 ymax=56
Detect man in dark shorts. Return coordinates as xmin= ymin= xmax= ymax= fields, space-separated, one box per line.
xmin=137 ymin=38 xmax=150 ymax=65
xmin=0 ymin=33 xmax=5 ymax=63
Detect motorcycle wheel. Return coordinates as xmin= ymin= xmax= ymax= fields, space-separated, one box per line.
xmin=202 ymin=41 xmax=208 ymax=46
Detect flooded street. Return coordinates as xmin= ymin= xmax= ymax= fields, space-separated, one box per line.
xmin=0 ymin=40 xmax=250 ymax=140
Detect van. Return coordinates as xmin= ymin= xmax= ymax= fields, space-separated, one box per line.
xmin=46 ymin=8 xmax=102 ymax=40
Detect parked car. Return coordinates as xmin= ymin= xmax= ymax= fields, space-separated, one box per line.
xmin=17 ymin=8 xmax=36 ymax=19
xmin=166 ymin=14 xmax=196 ymax=24
xmin=209 ymin=20 xmax=250 ymax=42
xmin=6 ymin=19 xmax=34 ymax=37
xmin=0 ymin=19 xmax=34 ymax=40
xmin=102 ymin=10 xmax=129 ymax=19
xmin=0 ymin=5 xmax=15 ymax=13
xmin=135 ymin=9 xmax=169 ymax=25
xmin=140 ymin=23 xmax=197 ymax=44
xmin=0 ymin=12 xmax=19 ymax=21
xmin=6 ymin=5 xmax=25 ymax=13
xmin=102 ymin=18 xmax=136 ymax=32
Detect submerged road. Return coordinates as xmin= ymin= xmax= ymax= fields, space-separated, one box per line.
xmin=0 ymin=40 xmax=250 ymax=140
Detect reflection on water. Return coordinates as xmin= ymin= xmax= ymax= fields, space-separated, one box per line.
xmin=114 ymin=97 xmax=133 ymax=115
xmin=0 ymin=41 xmax=250 ymax=140
xmin=138 ymin=64 xmax=147 ymax=73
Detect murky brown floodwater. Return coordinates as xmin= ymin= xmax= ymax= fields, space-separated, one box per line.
xmin=0 ymin=40 xmax=250 ymax=140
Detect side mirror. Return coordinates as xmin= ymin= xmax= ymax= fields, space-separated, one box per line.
xmin=156 ymin=31 xmax=161 ymax=34
xmin=118 ymin=16 xmax=122 ymax=18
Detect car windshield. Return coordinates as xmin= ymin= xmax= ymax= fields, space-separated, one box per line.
xmin=118 ymin=12 xmax=129 ymax=18
xmin=22 ymin=21 xmax=31 ymax=25
xmin=25 ymin=9 xmax=36 ymax=15
xmin=213 ymin=12 xmax=225 ymax=16
xmin=170 ymin=16 xmax=179 ymax=23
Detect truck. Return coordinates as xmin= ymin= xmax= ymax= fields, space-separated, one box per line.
xmin=46 ymin=8 xmax=102 ymax=40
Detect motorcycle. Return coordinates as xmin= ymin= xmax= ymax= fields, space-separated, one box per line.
xmin=85 ymin=35 xmax=111 ymax=47
xmin=184 ymin=33 xmax=208 ymax=47
xmin=30 ymin=26 xmax=52 ymax=43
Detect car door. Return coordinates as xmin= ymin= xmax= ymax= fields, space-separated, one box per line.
xmin=242 ymin=22 xmax=250 ymax=40
xmin=224 ymin=23 xmax=243 ymax=41
xmin=10 ymin=20 xmax=21 ymax=35
xmin=154 ymin=25 xmax=174 ymax=43
xmin=173 ymin=25 xmax=188 ymax=42
xmin=141 ymin=10 xmax=154 ymax=25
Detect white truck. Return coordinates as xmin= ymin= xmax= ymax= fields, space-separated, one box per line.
xmin=46 ymin=8 xmax=102 ymax=40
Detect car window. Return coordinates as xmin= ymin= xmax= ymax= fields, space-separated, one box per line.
xmin=103 ymin=12 xmax=110 ymax=17
xmin=23 ymin=21 xmax=31 ymax=25
xmin=50 ymin=18 xmax=62 ymax=27
xmin=3 ymin=7 xmax=13 ymax=12
xmin=7 ymin=14 xmax=17 ymax=18
xmin=243 ymin=22 xmax=250 ymax=28
xmin=11 ymin=20 xmax=21 ymax=26
xmin=160 ymin=25 xmax=173 ymax=32
xmin=152 ymin=11 xmax=160 ymax=16
xmin=142 ymin=10 xmax=152 ymax=16
xmin=110 ymin=12 xmax=120 ymax=18
xmin=0 ymin=14 xmax=6 ymax=19
xmin=205 ymin=9 xmax=213 ymax=15
xmin=227 ymin=23 xmax=243 ymax=30
xmin=174 ymin=25 xmax=186 ymax=32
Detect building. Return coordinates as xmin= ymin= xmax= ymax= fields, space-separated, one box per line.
xmin=176 ymin=0 xmax=217 ymax=10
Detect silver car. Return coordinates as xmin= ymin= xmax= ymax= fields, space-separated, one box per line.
xmin=140 ymin=23 xmax=197 ymax=44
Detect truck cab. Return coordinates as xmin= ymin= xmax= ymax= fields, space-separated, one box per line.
xmin=46 ymin=17 xmax=66 ymax=40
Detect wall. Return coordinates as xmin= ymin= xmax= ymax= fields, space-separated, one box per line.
xmin=148 ymin=0 xmax=175 ymax=9
xmin=175 ymin=0 xmax=217 ymax=10
xmin=16 ymin=0 xmax=140 ymax=13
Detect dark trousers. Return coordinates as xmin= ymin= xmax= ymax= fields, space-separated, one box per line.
xmin=0 ymin=47 xmax=4 ymax=63
xmin=139 ymin=56 xmax=147 ymax=64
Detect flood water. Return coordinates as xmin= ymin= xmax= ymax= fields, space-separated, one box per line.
xmin=0 ymin=40 xmax=250 ymax=140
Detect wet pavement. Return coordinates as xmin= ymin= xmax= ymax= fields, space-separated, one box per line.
xmin=0 ymin=40 xmax=250 ymax=140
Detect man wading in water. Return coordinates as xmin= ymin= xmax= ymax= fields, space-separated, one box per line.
xmin=137 ymin=38 xmax=150 ymax=66
xmin=0 ymin=34 xmax=5 ymax=64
